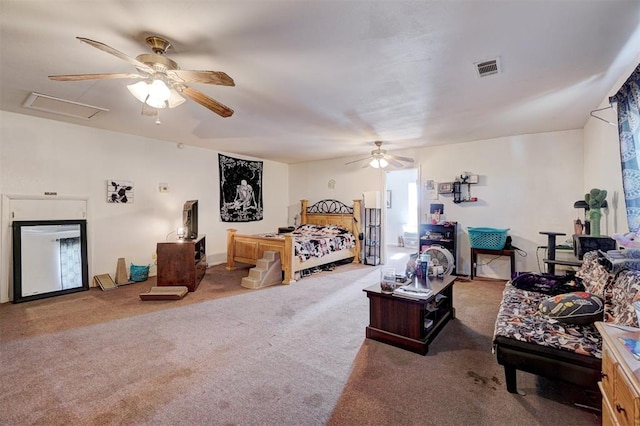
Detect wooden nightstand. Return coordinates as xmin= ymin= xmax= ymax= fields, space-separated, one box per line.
xmin=596 ymin=322 xmax=640 ymax=425
xmin=156 ymin=235 xmax=206 ymax=292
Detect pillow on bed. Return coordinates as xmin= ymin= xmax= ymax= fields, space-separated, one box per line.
xmin=294 ymin=224 xmax=349 ymax=236
xmin=293 ymin=224 xmax=322 ymax=233
xmin=538 ymin=292 xmax=604 ymax=325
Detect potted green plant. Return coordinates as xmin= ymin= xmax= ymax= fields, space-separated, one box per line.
xmin=585 ymin=188 xmax=607 ymax=236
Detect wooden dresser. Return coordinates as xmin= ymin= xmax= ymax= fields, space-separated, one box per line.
xmin=596 ymin=322 xmax=640 ymax=425
xmin=157 ymin=235 xmax=206 ymax=292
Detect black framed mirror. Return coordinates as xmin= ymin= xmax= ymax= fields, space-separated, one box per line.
xmin=12 ymin=219 xmax=89 ymax=303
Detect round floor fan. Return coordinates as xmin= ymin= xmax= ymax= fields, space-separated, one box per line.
xmin=424 ymin=245 xmax=455 ymax=276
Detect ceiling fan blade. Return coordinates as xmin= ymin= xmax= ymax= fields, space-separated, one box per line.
xmin=180 ymin=86 xmax=234 ymax=117
xmin=49 ymin=73 xmax=144 ymax=81
xmin=76 ymin=37 xmax=154 ymax=73
xmin=345 ymin=156 xmax=371 ymax=165
xmin=386 ymin=153 xmax=415 ymax=163
xmin=168 ymin=70 xmax=235 ymax=86
xmin=387 ymin=158 xmax=405 ymax=168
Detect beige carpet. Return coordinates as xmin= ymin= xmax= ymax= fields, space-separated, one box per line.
xmin=0 ymin=259 xmax=601 ymax=425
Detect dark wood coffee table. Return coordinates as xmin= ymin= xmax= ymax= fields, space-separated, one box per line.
xmin=363 ymin=275 xmax=457 ymax=355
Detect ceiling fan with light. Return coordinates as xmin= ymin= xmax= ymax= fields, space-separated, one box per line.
xmin=345 ymin=141 xmax=415 ymax=169
xmin=49 ymin=36 xmax=235 ymax=119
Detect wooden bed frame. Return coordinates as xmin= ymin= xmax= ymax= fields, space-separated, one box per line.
xmin=226 ymin=199 xmax=362 ymax=284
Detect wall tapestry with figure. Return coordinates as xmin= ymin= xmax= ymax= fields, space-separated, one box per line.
xmin=218 ymin=154 xmax=263 ymax=222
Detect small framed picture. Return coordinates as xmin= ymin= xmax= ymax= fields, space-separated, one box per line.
xmin=107 ymin=180 xmax=134 ymax=203
xmin=438 ymin=182 xmax=453 ymax=194
xmin=425 ymin=180 xmax=438 ymax=200
xmin=386 ymin=190 xmax=392 ymax=208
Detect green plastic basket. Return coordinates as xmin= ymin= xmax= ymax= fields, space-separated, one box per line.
xmin=467 ymin=227 xmax=509 ymax=250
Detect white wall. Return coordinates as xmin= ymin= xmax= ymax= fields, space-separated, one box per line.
xmin=290 ymin=130 xmax=584 ymax=279
xmin=0 ymin=111 xmax=289 ymax=303
xmin=582 ymin=60 xmax=640 ymax=236
xmin=583 ymin=104 xmax=625 ymax=236
xmin=289 ymin=158 xmax=386 ymax=207
xmin=419 ymin=131 xmax=584 ymax=278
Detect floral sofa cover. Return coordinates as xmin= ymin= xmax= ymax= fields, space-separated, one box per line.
xmin=492 ymin=250 xmax=640 ymax=394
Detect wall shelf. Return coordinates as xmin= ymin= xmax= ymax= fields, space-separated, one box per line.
xmin=453 ymin=181 xmax=477 ymax=204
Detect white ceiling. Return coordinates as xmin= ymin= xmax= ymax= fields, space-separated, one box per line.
xmin=1 ymin=1 xmax=639 ymax=164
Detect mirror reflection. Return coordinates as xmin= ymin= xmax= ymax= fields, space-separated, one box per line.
xmin=12 ymin=220 xmax=89 ymax=303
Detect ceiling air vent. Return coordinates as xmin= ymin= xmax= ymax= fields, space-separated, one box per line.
xmin=475 ymin=57 xmax=501 ymax=78
xmin=23 ymin=92 xmax=108 ymax=120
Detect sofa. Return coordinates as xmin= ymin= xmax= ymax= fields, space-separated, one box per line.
xmin=492 ymin=250 xmax=640 ymax=394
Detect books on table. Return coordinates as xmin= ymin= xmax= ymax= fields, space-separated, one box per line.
xmin=393 ymin=284 xmax=433 ymax=300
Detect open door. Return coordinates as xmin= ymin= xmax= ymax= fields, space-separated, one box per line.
xmin=384 ymin=168 xmax=419 ymax=268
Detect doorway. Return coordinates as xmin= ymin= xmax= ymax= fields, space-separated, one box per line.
xmin=384 ymin=168 xmax=419 ymax=266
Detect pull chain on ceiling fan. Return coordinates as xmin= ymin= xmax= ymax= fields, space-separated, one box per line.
xmin=49 ymin=36 xmax=235 ymax=118
xmin=345 ymin=141 xmax=415 ymax=169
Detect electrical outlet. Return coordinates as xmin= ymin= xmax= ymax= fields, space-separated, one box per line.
xmin=159 ymin=183 xmax=169 ymax=193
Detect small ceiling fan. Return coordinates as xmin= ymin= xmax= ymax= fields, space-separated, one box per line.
xmin=49 ymin=36 xmax=235 ymax=118
xmin=345 ymin=141 xmax=415 ymax=169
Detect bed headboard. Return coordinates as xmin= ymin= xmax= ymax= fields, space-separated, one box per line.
xmin=300 ymin=199 xmax=362 ymax=237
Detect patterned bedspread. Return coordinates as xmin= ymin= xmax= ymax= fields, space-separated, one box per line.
xmin=493 ymin=283 xmax=602 ymax=359
xmin=259 ymin=224 xmax=356 ymax=262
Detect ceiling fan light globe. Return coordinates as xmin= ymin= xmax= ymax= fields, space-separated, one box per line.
xmin=145 ymin=96 xmax=167 ymax=109
xmin=128 ymin=81 xmax=184 ymax=109
xmin=144 ymin=79 xmax=171 ymax=109
xmin=127 ymin=81 xmax=150 ymax=103
xmin=369 ymin=158 xmax=389 ymax=169
xmin=148 ymin=79 xmax=170 ymax=101
xmin=167 ymin=89 xmax=186 ymax=108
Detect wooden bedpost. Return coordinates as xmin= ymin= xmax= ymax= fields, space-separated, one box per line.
xmin=300 ymin=199 xmax=308 ymax=225
xmin=226 ymin=229 xmax=237 ymax=271
xmin=352 ymin=199 xmax=362 ymax=264
xmin=282 ymin=232 xmax=295 ymax=284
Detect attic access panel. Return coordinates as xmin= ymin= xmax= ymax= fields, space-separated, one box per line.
xmin=23 ymin=92 xmax=108 ymax=120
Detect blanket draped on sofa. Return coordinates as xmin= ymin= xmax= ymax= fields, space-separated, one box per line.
xmin=492 ymin=250 xmax=640 ymax=394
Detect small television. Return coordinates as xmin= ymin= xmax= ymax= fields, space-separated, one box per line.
xmin=182 ymin=200 xmax=198 ymax=239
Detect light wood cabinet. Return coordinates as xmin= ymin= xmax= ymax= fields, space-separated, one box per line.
xmin=157 ymin=235 xmax=206 ymax=292
xmin=596 ymin=322 xmax=640 ymax=425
